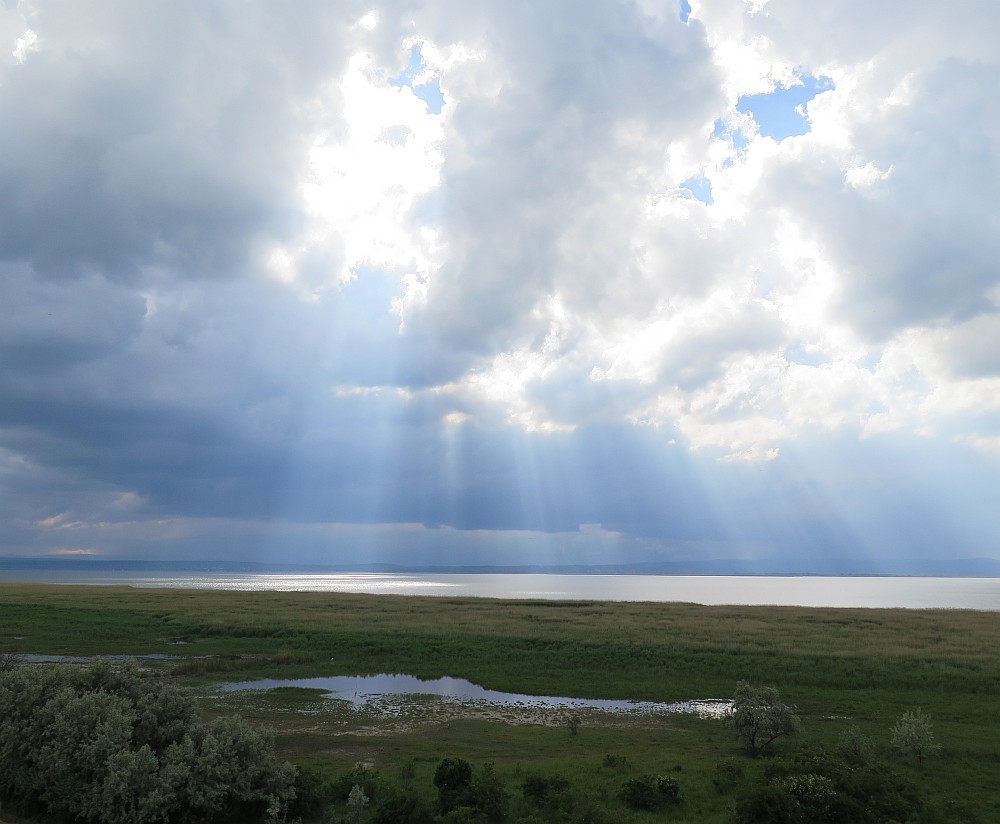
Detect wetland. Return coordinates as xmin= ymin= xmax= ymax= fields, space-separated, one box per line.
xmin=1 ymin=582 xmax=998 ymax=822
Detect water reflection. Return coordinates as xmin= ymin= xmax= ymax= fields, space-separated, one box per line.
xmin=221 ymin=673 xmax=730 ymax=718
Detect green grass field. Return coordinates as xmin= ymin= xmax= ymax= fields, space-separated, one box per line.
xmin=1 ymin=583 xmax=998 ymax=822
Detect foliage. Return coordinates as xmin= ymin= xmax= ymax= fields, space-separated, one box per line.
xmin=434 ymin=757 xmax=474 ymax=815
xmin=891 ymin=708 xmax=941 ymax=766
xmin=332 ymin=764 xmax=382 ymax=804
xmin=727 ymin=681 xmax=801 ymax=756
xmin=600 ymin=753 xmax=628 ymax=770
xmin=468 ymin=762 xmax=510 ymax=823
xmin=437 ymin=807 xmax=485 ymax=823
xmin=0 ymin=660 xmax=295 ymax=823
xmin=432 ymin=758 xmax=508 ymax=823
xmin=372 ymin=786 xmax=435 ymax=824
xmin=618 ymin=774 xmax=681 ymax=811
xmin=712 ymin=758 xmax=745 ymax=793
xmin=836 ymin=724 xmax=875 ymax=764
xmin=521 ymin=772 xmax=570 ymax=804
xmin=287 ymin=764 xmax=335 ymax=821
xmin=655 ymin=774 xmax=681 ymax=802
xmin=742 ymin=747 xmax=922 ymax=824
xmin=346 ymin=784 xmax=369 ymax=824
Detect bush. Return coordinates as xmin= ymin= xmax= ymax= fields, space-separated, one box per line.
xmin=522 ymin=772 xmax=570 ymax=804
xmin=600 ymin=753 xmax=628 ymax=770
xmin=727 ymin=681 xmax=801 ymax=756
xmin=469 ymin=763 xmax=509 ymax=824
xmin=837 ymin=725 xmax=875 ymax=764
xmin=713 ymin=758 xmax=745 ymax=793
xmin=655 ymin=775 xmax=681 ymax=802
xmin=332 ymin=764 xmax=382 ymax=804
xmin=0 ymin=660 xmax=295 ymax=823
xmin=372 ymin=786 xmax=435 ymax=824
xmin=287 ymin=765 xmax=334 ymax=821
xmin=739 ymin=748 xmax=922 ymax=824
xmin=619 ymin=774 xmax=680 ymax=811
xmin=434 ymin=757 xmax=474 ymax=815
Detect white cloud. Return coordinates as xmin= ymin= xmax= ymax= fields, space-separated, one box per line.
xmin=12 ymin=28 xmax=38 ymax=63
xmin=1 ymin=0 xmax=999 ymax=564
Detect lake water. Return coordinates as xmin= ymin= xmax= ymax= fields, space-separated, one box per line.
xmin=2 ymin=569 xmax=999 ymax=609
xmin=220 ymin=673 xmax=731 ymax=718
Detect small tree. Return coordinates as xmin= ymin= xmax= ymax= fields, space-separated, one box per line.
xmin=890 ymin=708 xmax=940 ymax=766
xmin=347 ymin=784 xmax=369 ymax=824
xmin=727 ymin=681 xmax=801 ymax=756
xmin=434 ymin=757 xmax=473 ymax=815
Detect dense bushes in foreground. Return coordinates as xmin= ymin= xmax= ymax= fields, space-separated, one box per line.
xmin=0 ymin=660 xmax=296 ymax=823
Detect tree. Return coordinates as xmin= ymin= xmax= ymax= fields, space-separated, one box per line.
xmin=890 ymin=708 xmax=940 ymax=766
xmin=434 ymin=757 xmax=473 ymax=815
xmin=727 ymin=681 xmax=801 ymax=756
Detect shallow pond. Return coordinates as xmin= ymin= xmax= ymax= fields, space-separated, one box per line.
xmin=220 ymin=673 xmax=730 ymax=718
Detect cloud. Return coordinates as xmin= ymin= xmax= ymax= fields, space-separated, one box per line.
xmin=0 ymin=1 xmax=362 ymax=280
xmin=1 ymin=0 xmax=998 ymax=568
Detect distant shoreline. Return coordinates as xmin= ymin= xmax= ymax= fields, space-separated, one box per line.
xmin=2 ymin=557 xmax=999 ymax=577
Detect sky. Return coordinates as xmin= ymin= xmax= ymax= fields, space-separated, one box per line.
xmin=1 ymin=0 xmax=998 ymax=572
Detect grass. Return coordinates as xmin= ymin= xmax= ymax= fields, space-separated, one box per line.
xmin=1 ymin=583 xmax=998 ymax=821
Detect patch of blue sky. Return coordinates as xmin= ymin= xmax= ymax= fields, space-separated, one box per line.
xmin=411 ymin=191 xmax=447 ymax=226
xmin=861 ymin=351 xmax=882 ymax=373
xmin=736 ymin=73 xmax=834 ymax=140
xmin=389 ymin=44 xmax=445 ymax=114
xmin=680 ymin=174 xmax=713 ymax=205
xmin=784 ymin=341 xmax=829 ymax=367
xmin=680 ymin=0 xmax=692 ymax=23
xmin=712 ymin=118 xmax=750 ymax=150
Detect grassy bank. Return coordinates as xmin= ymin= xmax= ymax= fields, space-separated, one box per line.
xmin=1 ymin=583 xmax=998 ymax=821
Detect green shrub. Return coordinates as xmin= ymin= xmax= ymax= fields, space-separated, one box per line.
xmin=837 ymin=725 xmax=875 ymax=764
xmin=434 ymin=757 xmax=474 ymax=815
xmin=654 ymin=774 xmax=681 ymax=802
xmin=0 ymin=660 xmax=295 ymax=823
xmin=713 ymin=758 xmax=745 ymax=793
xmin=332 ymin=764 xmax=382 ymax=804
xmin=600 ymin=753 xmax=628 ymax=770
xmin=618 ymin=775 xmax=659 ymax=811
xmin=373 ymin=786 xmax=435 ymax=824
xmin=522 ymin=772 xmax=570 ymax=804
xmin=288 ymin=765 xmax=334 ymax=821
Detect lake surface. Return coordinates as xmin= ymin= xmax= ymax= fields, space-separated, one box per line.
xmin=221 ymin=673 xmax=731 ymax=718
xmin=2 ymin=568 xmax=999 ymax=609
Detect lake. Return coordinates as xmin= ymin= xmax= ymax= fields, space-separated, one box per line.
xmin=2 ymin=569 xmax=998 ymax=609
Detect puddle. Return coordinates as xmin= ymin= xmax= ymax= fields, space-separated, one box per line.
xmin=220 ymin=673 xmax=731 ymax=718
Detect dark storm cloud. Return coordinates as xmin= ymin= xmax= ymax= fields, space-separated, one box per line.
xmin=0 ymin=1 xmax=363 ymax=280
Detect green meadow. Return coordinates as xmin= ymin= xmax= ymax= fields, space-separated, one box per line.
xmin=1 ymin=583 xmax=998 ymax=822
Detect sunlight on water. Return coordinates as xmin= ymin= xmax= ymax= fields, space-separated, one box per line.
xmin=2 ymin=570 xmax=998 ymax=609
